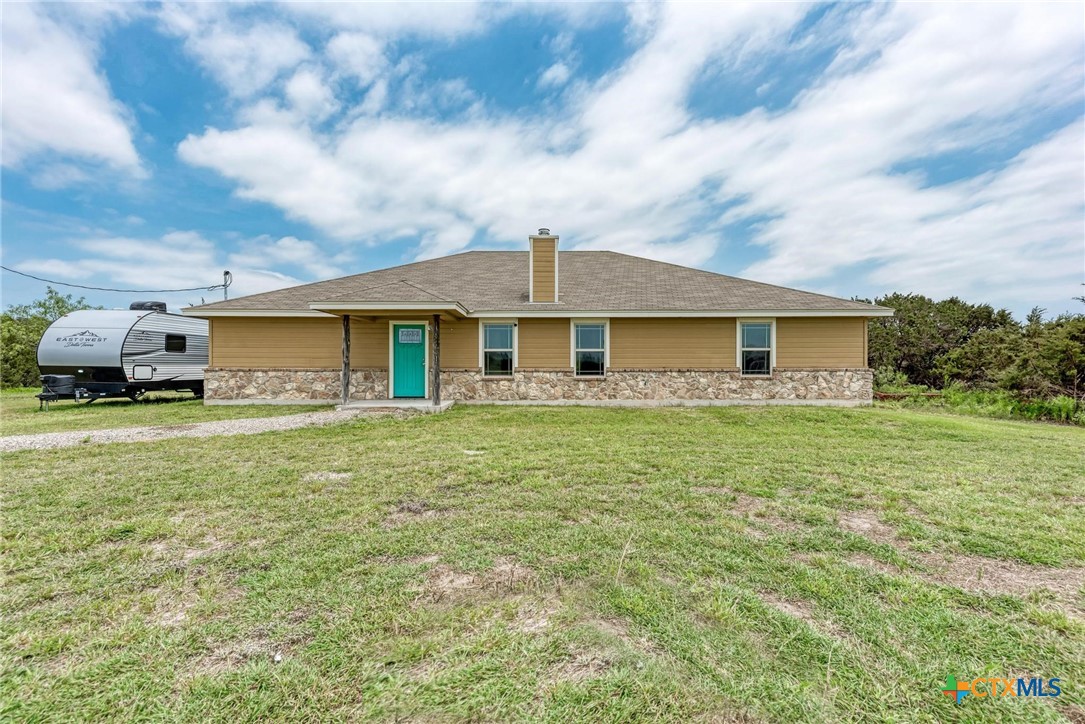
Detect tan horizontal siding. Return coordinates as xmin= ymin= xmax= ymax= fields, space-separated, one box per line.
xmin=441 ymin=319 xmax=478 ymax=369
xmin=210 ymin=317 xmax=341 ymax=368
xmin=518 ymin=318 xmax=570 ymax=369
xmin=209 ymin=317 xmax=390 ymax=368
xmin=610 ymin=318 xmax=737 ymax=369
xmin=210 ymin=315 xmax=870 ymax=372
xmin=531 ymin=239 xmax=557 ymax=302
xmin=351 ymin=318 xmax=388 ymax=368
xmin=776 ymin=317 xmax=866 ymax=369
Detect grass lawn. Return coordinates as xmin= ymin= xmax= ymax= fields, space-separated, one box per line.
xmin=0 ymin=387 xmax=328 ymax=437
xmin=3 ymin=406 xmax=1083 ymax=722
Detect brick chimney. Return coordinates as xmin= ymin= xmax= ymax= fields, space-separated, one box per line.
xmin=529 ymin=228 xmax=558 ymax=303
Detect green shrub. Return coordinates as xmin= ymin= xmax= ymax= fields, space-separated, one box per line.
xmin=1 ymin=288 xmax=99 ymax=388
xmin=884 ymin=385 xmax=1083 ymax=425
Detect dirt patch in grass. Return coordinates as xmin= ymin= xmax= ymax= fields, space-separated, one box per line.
xmin=151 ymin=573 xmax=245 ymax=628
xmin=184 ymin=630 xmax=278 ymax=679
xmin=758 ymin=593 xmax=848 ymax=639
xmin=922 ymin=555 xmax=1085 ymax=607
xmin=839 ymin=512 xmax=898 ymax=544
xmin=691 ymin=486 xmax=731 ymax=496
xmin=154 ymin=590 xmax=199 ymax=627
xmin=547 ymin=651 xmax=612 ymax=684
xmin=590 ymin=617 xmax=631 ymax=640
xmin=421 ymin=557 xmax=538 ymax=603
xmin=691 ymin=487 xmax=800 ymax=536
xmin=301 ymin=471 xmax=353 ymax=483
xmin=149 ymin=534 xmax=233 ymax=566
xmin=582 ymin=615 xmax=668 ymax=659
xmin=183 ymin=616 xmax=315 ymax=681
xmin=514 ymin=597 xmax=562 ymax=634
xmin=842 ymin=514 xmax=1085 ymax=610
xmin=1061 ymin=704 xmax=1085 ymax=723
xmin=383 ymin=499 xmax=457 ymax=528
xmin=541 ymin=617 xmax=657 ymax=688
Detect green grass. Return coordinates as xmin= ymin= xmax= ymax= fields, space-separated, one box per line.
xmin=3 ymin=406 xmax=1083 ymax=722
xmin=0 ymin=387 xmax=328 ymax=436
xmin=875 ymin=381 xmax=1085 ymax=426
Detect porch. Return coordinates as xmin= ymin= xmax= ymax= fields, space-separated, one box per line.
xmin=311 ymin=294 xmax=470 ymax=407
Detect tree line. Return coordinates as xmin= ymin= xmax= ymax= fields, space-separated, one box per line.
xmin=863 ymin=293 xmax=1084 ymax=406
xmin=1 ymin=288 xmax=100 ymax=388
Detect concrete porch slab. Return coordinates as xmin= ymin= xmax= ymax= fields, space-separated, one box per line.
xmin=335 ymin=399 xmax=455 ymax=414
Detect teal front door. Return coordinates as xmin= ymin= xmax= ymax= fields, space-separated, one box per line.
xmin=392 ymin=324 xmax=427 ymax=398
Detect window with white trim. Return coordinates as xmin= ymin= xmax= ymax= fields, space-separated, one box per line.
xmin=740 ymin=322 xmax=772 ymax=376
xmin=482 ymin=323 xmax=514 ymax=376
xmin=574 ymin=323 xmax=606 ymax=376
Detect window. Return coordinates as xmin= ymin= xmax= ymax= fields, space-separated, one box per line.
xmin=740 ymin=322 xmax=772 ymax=376
xmin=483 ymin=323 xmax=514 ymax=376
xmin=574 ymin=323 xmax=606 ymax=376
xmin=165 ymin=334 xmax=186 ymax=353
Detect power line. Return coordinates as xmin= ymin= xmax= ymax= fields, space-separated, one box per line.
xmin=1 ymin=265 xmax=233 ymax=295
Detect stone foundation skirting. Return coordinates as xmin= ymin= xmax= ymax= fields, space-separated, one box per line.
xmin=204 ymin=367 xmax=872 ymax=404
xmin=440 ymin=368 xmax=873 ymax=403
xmin=204 ymin=368 xmax=388 ymax=401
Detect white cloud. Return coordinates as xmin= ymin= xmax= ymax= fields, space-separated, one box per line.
xmin=15 ymin=231 xmax=315 ymax=311
xmin=326 ymin=32 xmax=387 ymax=87
xmin=176 ymin=3 xmax=806 ymax=265
xmin=538 ymin=62 xmax=572 ymax=89
xmin=30 ymin=164 xmax=92 ymax=191
xmin=228 ymin=235 xmax=344 ymax=278
xmin=1 ymin=3 xmax=143 ymax=175
xmin=284 ymin=67 xmax=339 ymax=122
xmin=158 ymin=4 xmax=311 ymax=98
xmin=282 ymin=2 xmax=488 ymax=39
xmin=537 ymin=32 xmax=577 ymax=90
xmin=716 ymin=2 xmax=1085 ymax=309
xmin=173 ymin=1 xmax=1082 ymax=313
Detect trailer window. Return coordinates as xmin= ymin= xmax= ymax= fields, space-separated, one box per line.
xmin=165 ymin=334 xmax=186 ymax=353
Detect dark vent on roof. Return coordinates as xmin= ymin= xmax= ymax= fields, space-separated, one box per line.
xmin=130 ymin=301 xmax=167 ymax=312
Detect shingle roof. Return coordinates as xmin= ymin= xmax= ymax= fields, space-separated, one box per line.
xmin=186 ymin=251 xmax=889 ymax=314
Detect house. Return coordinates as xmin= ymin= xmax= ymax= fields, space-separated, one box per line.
xmin=182 ymin=229 xmax=893 ymax=406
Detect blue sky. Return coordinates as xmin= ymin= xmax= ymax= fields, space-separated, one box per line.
xmin=2 ymin=2 xmax=1083 ymax=316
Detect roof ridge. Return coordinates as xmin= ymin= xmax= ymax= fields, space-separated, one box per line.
xmin=188 ymin=250 xmax=481 ymax=310
xmin=398 ymin=279 xmax=454 ymax=303
xmin=596 ymin=250 xmax=888 ymax=310
xmin=315 ymin=278 xmax=452 ymax=303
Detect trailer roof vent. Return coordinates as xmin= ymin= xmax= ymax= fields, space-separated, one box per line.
xmin=130 ymin=301 xmax=167 ymax=312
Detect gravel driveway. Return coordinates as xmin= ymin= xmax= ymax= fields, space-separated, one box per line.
xmin=0 ymin=408 xmax=383 ymax=452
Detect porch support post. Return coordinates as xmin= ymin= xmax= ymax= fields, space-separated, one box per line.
xmin=341 ymin=314 xmax=351 ymax=404
xmin=431 ymin=314 xmax=441 ymax=406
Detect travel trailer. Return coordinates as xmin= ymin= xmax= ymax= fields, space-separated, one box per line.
xmin=36 ymin=302 xmax=208 ymax=404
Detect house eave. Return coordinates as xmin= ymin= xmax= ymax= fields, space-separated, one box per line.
xmin=469 ymin=308 xmax=894 ymax=318
xmin=181 ymin=308 xmax=338 ymax=318
xmin=184 ymin=305 xmax=892 ymax=319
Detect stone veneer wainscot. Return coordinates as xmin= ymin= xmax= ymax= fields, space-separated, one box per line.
xmin=440 ymin=369 xmax=872 ymax=402
xmin=205 ymin=368 xmax=388 ymax=401
xmin=205 ymin=367 xmax=872 ymax=404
